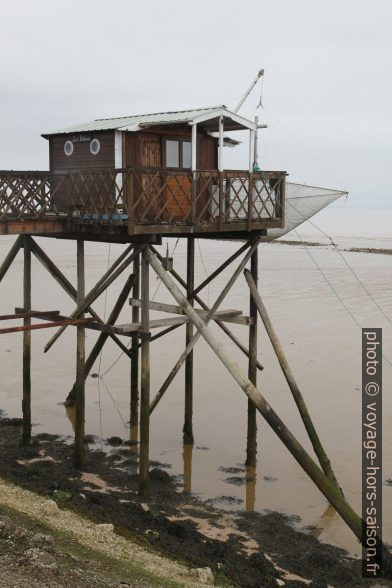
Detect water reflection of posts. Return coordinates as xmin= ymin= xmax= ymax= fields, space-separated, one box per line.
xmin=313 ymin=505 xmax=336 ymax=539
xmin=130 ymin=424 xmax=139 ymax=451
xmin=246 ymin=244 xmax=258 ymax=468
xmin=245 ymin=465 xmax=256 ymax=512
xmin=183 ymin=443 xmax=193 ymax=494
xmin=65 ymin=404 xmax=76 ymax=432
xmin=130 ymin=253 xmax=140 ymax=438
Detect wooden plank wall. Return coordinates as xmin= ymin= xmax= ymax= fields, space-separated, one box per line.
xmin=49 ymin=131 xmax=115 ymax=171
xmin=49 ymin=127 xmax=218 ymax=172
xmin=123 ymin=127 xmax=218 ymax=169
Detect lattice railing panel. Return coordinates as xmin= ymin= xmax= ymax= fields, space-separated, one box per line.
xmin=0 ymin=168 xmax=285 ymax=230
xmin=0 ymin=172 xmax=63 ymax=220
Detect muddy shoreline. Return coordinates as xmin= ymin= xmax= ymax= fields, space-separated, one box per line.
xmin=0 ymin=415 xmax=385 ymax=587
xmin=272 ymin=240 xmax=392 ymax=255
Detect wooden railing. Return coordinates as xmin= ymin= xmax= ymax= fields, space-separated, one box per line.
xmin=0 ymin=167 xmax=285 ymax=234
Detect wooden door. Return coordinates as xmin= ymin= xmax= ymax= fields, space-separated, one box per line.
xmin=137 ymin=135 xmax=162 ymax=221
xmin=164 ymin=173 xmax=191 ymax=222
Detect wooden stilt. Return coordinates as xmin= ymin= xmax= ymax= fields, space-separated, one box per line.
xmin=65 ymin=273 xmax=135 ymax=406
xmin=22 ymin=235 xmax=31 ymax=445
xmin=0 ymin=235 xmax=23 ymax=283
xmin=151 ymin=245 xmax=264 ymax=371
xmin=246 ymin=245 xmax=258 ymax=467
xmin=245 ymin=465 xmax=256 ymax=512
xmin=149 ymin=241 xmax=259 ymax=414
xmin=244 ymin=269 xmax=341 ymax=491
xmin=130 ymin=253 xmax=140 ymax=443
xmin=184 ymin=237 xmax=195 ymax=444
xmin=31 ymin=238 xmax=132 ymax=359
xmin=44 ymin=245 xmax=142 ymax=353
xmin=74 ymin=240 xmax=85 ymax=469
xmin=139 ymin=248 xmax=150 ymax=495
xmin=183 ymin=443 xmax=193 ymax=494
xmin=145 ymin=248 xmax=392 ymax=559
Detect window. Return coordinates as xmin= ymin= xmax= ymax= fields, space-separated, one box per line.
xmin=182 ymin=141 xmax=191 ymax=169
xmin=164 ymin=138 xmax=192 ymax=169
xmin=64 ymin=140 xmax=73 ymax=156
xmin=90 ymin=138 xmax=100 ymax=155
xmin=165 ymin=140 xmax=179 ymax=167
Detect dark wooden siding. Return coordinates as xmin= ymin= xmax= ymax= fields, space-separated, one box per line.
xmin=123 ymin=133 xmax=161 ymax=167
xmin=123 ymin=127 xmax=217 ymax=170
xmin=49 ymin=131 xmax=115 ymax=171
xmin=198 ymin=135 xmax=218 ymax=170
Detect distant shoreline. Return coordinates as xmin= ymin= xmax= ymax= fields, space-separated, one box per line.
xmin=272 ymin=240 xmax=392 ymax=255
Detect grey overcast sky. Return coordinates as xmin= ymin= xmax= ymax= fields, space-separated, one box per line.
xmin=1 ymin=0 xmax=391 ymax=207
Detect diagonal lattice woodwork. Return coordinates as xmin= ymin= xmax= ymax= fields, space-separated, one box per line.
xmin=0 ymin=167 xmax=285 ymax=233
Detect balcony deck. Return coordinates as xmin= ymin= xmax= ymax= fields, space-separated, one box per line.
xmin=0 ymin=167 xmax=286 ymax=241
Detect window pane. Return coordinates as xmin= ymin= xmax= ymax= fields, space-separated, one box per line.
xmin=166 ymin=140 xmax=179 ymax=167
xmin=182 ymin=141 xmax=192 ymax=169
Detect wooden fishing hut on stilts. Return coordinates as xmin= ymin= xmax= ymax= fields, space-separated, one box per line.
xmin=0 ymin=103 xmax=390 ymax=567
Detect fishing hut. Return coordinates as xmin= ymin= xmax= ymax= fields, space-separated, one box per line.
xmin=0 ymin=94 xmax=387 ymax=567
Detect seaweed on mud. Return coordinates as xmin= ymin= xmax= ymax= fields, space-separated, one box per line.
xmin=0 ymin=415 xmax=379 ymax=588
xmin=224 ymin=476 xmax=246 ymax=486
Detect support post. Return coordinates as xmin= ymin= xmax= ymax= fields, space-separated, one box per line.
xmin=139 ymin=248 xmax=150 ymax=495
xmin=65 ymin=273 xmax=135 ymax=406
xmin=0 ymin=235 xmax=23 ymax=284
xmin=184 ymin=237 xmax=195 ymax=444
xmin=44 ymin=244 xmax=141 ymax=353
xmin=218 ymin=116 xmax=224 ymax=172
xmin=191 ymin=123 xmax=197 ymax=223
xmin=149 ymin=241 xmax=259 ymax=414
xmin=130 ymin=253 xmax=140 ymax=444
xmin=151 ymin=246 xmax=263 ymax=371
xmin=22 ymin=235 xmax=31 ymax=445
xmin=218 ymin=116 xmax=224 ymax=229
xmin=183 ymin=443 xmax=193 ymax=494
xmin=249 ymin=129 xmax=254 ymax=173
xmin=246 ymin=244 xmax=258 ymax=467
xmin=31 ymin=238 xmax=131 ymax=360
xmin=74 ymin=240 xmax=85 ymax=469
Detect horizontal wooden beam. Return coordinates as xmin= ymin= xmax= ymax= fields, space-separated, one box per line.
xmin=117 ymin=309 xmax=243 ymax=334
xmin=0 ymin=317 xmax=95 ymax=335
xmin=0 ymin=310 xmax=60 ymax=321
xmin=15 ymin=308 xmax=112 ymax=333
xmin=130 ymin=219 xmax=283 ymax=235
xmin=0 ymin=219 xmax=66 ymax=236
xmin=129 ymin=298 xmax=252 ymax=325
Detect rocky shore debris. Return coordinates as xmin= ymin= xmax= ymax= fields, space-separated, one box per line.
xmin=190 ymin=566 xmax=214 ymax=584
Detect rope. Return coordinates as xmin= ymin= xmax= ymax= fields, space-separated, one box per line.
xmin=263 ymin=107 xmax=342 ymax=187
xmin=197 ymin=239 xmax=210 ymax=305
xmin=292 ymin=227 xmax=392 ymax=370
xmin=286 ymin=199 xmax=392 ymax=327
xmin=331 ymin=193 xmax=348 ymax=239
xmin=97 ymin=243 xmax=111 ymax=447
xmin=99 ymin=377 xmax=129 ymax=434
xmin=151 ymin=237 xmax=179 ymax=302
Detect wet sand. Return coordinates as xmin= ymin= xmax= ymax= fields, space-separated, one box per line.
xmin=0 ymin=416 xmax=381 ymax=587
xmin=0 ymin=233 xmax=391 ymax=562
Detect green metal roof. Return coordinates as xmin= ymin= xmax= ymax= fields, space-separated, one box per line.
xmin=42 ymin=106 xmax=256 ymax=136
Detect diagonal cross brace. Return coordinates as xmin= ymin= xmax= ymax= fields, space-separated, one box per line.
xmin=145 ymin=247 xmax=392 ymax=564
xmin=149 ymin=240 xmax=260 ymax=414
xmin=30 ymin=238 xmax=132 ymax=358
xmin=44 ymin=244 xmax=145 ymax=353
xmin=150 ymin=245 xmax=263 ymax=371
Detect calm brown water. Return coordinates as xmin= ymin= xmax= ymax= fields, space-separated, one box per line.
xmin=0 ymin=230 xmax=391 ymax=557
